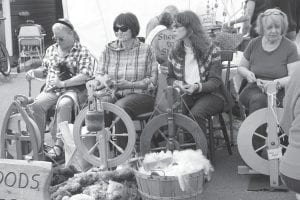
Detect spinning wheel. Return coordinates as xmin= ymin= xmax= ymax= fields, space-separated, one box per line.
xmin=139 ymin=86 xmax=208 ymax=156
xmin=0 ymin=100 xmax=42 ymax=160
xmin=139 ymin=113 xmax=208 ymax=156
xmin=73 ymin=103 xmax=136 ymax=168
xmin=237 ymin=108 xmax=287 ymax=175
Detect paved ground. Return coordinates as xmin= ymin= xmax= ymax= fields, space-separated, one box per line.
xmin=0 ymin=70 xmax=297 ymax=200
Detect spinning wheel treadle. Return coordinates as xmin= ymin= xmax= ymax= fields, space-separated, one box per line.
xmin=139 ymin=113 xmax=208 ymax=156
xmin=73 ymin=103 xmax=136 ymax=168
xmin=237 ymin=107 xmax=287 ymax=175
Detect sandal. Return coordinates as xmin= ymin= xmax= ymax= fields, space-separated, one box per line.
xmin=44 ymin=145 xmax=65 ymax=163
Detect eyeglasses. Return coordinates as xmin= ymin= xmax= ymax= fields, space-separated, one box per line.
xmin=262 ymin=10 xmax=284 ymax=17
xmin=113 ymin=25 xmax=129 ymax=32
xmin=52 ymin=36 xmax=64 ymax=42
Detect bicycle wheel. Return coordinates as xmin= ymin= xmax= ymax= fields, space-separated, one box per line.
xmin=0 ymin=42 xmax=11 ymax=76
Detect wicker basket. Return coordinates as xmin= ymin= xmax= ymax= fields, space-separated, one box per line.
xmin=134 ymin=169 xmax=204 ymax=200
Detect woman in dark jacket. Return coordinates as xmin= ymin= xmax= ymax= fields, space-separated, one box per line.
xmin=167 ymin=10 xmax=233 ymax=134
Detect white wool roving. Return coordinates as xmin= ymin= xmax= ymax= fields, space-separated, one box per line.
xmin=139 ymin=149 xmax=213 ymax=177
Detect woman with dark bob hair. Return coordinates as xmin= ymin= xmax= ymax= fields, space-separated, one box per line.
xmin=167 ymin=10 xmax=233 ymax=137
xmin=90 ymin=12 xmax=158 ymax=148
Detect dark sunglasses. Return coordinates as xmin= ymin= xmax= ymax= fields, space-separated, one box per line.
xmin=52 ymin=36 xmax=64 ymax=42
xmin=113 ymin=25 xmax=129 ymax=32
xmin=173 ymin=24 xmax=184 ymax=29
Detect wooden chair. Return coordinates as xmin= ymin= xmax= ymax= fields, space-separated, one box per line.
xmin=207 ymin=50 xmax=236 ymax=163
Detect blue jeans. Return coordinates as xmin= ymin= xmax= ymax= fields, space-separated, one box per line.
xmin=100 ymin=93 xmax=155 ymax=148
xmin=181 ymin=93 xmax=224 ymax=134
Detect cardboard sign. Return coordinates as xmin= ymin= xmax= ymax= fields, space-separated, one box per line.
xmin=267 ymin=147 xmax=283 ymax=160
xmin=0 ymin=159 xmax=52 ymax=200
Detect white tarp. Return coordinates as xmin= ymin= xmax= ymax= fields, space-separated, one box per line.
xmin=62 ymin=0 xmax=244 ymax=58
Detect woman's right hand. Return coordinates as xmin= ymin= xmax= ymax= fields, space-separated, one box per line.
xmin=245 ymin=70 xmax=256 ymax=83
xmin=25 ymin=69 xmax=35 ymax=81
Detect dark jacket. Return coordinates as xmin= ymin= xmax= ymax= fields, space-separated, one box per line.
xmin=167 ymin=42 xmax=233 ymax=112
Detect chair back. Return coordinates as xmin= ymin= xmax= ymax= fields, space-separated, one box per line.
xmin=220 ymin=50 xmax=234 ymax=90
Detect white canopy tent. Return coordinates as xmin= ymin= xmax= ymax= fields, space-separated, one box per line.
xmin=62 ymin=0 xmax=244 ymax=58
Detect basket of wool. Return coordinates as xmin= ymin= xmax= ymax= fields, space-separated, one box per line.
xmin=134 ymin=149 xmax=213 ymax=200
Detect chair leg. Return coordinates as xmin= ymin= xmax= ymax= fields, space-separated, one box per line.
xmin=228 ymin=109 xmax=234 ymax=146
xmin=208 ymin=116 xmax=215 ymax=163
xmin=218 ymin=114 xmax=232 ymax=155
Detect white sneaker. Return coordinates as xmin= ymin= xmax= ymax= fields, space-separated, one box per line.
xmin=296 ymin=193 xmax=300 ymax=200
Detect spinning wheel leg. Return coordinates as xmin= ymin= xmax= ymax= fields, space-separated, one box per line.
xmin=139 ymin=113 xmax=208 ymax=156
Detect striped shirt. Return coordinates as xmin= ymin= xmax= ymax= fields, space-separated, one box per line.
xmin=94 ymin=39 xmax=158 ymax=97
xmin=42 ymin=42 xmax=94 ymax=92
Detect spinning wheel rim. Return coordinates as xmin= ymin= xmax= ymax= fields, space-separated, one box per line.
xmin=140 ymin=113 xmax=208 ymax=156
xmin=237 ymin=108 xmax=284 ymax=175
xmin=73 ymin=102 xmax=136 ymax=168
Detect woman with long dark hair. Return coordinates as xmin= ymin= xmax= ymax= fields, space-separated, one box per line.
xmin=167 ymin=10 xmax=233 ymax=135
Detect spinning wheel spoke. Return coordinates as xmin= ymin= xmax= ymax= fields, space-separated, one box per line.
xmin=179 ymin=142 xmax=196 ymax=148
xmin=253 ymin=131 xmax=267 ymax=140
xmin=108 ymin=116 xmax=121 ymax=130
xmin=109 ymin=140 xmax=124 ymax=153
xmin=111 ymin=133 xmax=129 ymax=137
xmin=280 ymin=144 xmax=288 ymax=149
xmin=88 ymin=141 xmax=100 ymax=155
xmin=278 ymin=133 xmax=287 ymax=139
xmin=80 ymin=133 xmax=97 ymax=138
xmin=254 ymin=144 xmax=267 ymax=153
xmin=157 ymin=128 xmax=168 ymax=141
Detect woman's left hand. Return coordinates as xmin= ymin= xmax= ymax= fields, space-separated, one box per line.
xmin=182 ymin=84 xmax=198 ymax=95
xmin=256 ymin=79 xmax=273 ymax=93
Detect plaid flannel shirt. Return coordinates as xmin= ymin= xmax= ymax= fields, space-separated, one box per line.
xmin=42 ymin=42 xmax=94 ymax=92
xmin=94 ymin=39 xmax=158 ymax=97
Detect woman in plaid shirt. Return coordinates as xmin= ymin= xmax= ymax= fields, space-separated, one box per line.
xmin=26 ymin=19 xmax=94 ymax=160
xmin=167 ymin=11 xmax=233 ymax=137
xmin=92 ymin=12 xmax=158 ymax=149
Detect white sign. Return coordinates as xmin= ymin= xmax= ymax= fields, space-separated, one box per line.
xmin=0 ymin=159 xmax=52 ymax=200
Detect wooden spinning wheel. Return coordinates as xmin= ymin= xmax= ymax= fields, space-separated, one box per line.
xmin=73 ymin=103 xmax=136 ymax=168
xmin=139 ymin=112 xmax=208 ymax=156
xmin=139 ymin=86 xmax=208 ymax=156
xmin=237 ymin=108 xmax=287 ymax=175
xmin=0 ymin=99 xmax=42 ymax=160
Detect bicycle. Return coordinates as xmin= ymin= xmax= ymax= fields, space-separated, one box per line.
xmin=0 ymin=17 xmax=11 ymax=76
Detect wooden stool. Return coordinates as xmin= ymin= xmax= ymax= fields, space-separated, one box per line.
xmin=207 ymin=113 xmax=232 ymax=163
